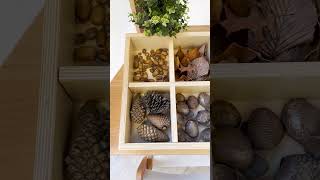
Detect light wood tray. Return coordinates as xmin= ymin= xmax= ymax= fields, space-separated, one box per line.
xmin=119 ymin=32 xmax=210 ymax=152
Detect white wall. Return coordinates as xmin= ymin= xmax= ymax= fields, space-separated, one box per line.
xmin=0 ymin=0 xmax=44 ymax=65
xmin=110 ymin=0 xmax=210 ymax=81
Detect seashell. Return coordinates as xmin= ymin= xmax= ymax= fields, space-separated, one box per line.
xmin=247 ymin=108 xmax=284 ymax=150
xmin=198 ymin=92 xmax=210 ymax=109
xmin=281 ymin=98 xmax=320 ymax=157
xmin=76 ymin=0 xmax=91 ymax=22
xmin=147 ymin=114 xmax=170 ymax=130
xmin=275 ymin=154 xmax=320 ymax=180
xmin=90 ymin=5 xmax=106 ymax=25
xmin=213 ymin=164 xmax=238 ymax=180
xmin=187 ymin=95 xmax=199 ymax=109
xmin=178 ymin=129 xmax=194 ymax=142
xmin=185 ymin=120 xmax=199 ymax=138
xmin=244 ymin=154 xmax=269 ymax=179
xmin=74 ymin=46 xmax=96 ymax=62
xmin=213 ymin=127 xmax=254 ymax=170
xmin=199 ymin=128 xmax=210 ymax=142
xmin=196 ymin=110 xmax=210 ymax=125
xmin=213 ymin=100 xmax=241 ymax=127
xmin=177 ymin=102 xmax=189 ymax=115
xmin=176 ymin=93 xmax=185 ymax=102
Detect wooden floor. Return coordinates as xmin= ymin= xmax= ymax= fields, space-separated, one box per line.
xmin=0 ymin=11 xmax=43 ymax=179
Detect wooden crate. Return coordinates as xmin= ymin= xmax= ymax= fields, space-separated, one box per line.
xmin=119 ymin=32 xmax=210 ymax=152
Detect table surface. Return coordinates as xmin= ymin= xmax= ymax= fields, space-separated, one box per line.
xmin=110 ymin=66 xmax=210 ymax=155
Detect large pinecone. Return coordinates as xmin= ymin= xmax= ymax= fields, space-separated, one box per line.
xmin=65 ymin=101 xmax=108 ymax=180
xmin=147 ymin=114 xmax=170 ymax=130
xmin=130 ymin=94 xmax=146 ymax=124
xmin=137 ymin=124 xmax=169 ymax=142
xmin=142 ymin=91 xmax=170 ymax=114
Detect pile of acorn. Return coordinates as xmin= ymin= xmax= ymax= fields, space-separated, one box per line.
xmin=74 ymin=0 xmax=108 ymax=65
xmin=133 ymin=48 xmax=169 ymax=82
xmin=213 ymin=99 xmax=320 ymax=180
xmin=176 ymin=92 xmax=210 ymax=142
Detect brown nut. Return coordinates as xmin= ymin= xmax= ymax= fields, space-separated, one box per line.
xmin=142 ymin=49 xmax=147 ymax=54
xmin=85 ymin=27 xmax=98 ymax=40
xmin=163 ymin=70 xmax=168 ymax=75
xmin=74 ymin=46 xmax=96 ymax=62
xmin=152 ymin=70 xmax=159 ymax=76
xmin=133 ymin=60 xmax=139 ymax=69
xmin=76 ymin=0 xmax=91 ymax=22
xmin=90 ymin=5 xmax=106 ymax=25
xmin=96 ymin=29 xmax=106 ymax=48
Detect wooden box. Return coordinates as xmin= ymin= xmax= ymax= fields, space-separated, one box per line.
xmin=119 ymin=32 xmax=210 ymax=153
xmin=33 ymin=0 xmax=108 ymax=179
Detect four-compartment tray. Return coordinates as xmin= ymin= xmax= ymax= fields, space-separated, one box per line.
xmin=119 ymin=32 xmax=210 ymax=153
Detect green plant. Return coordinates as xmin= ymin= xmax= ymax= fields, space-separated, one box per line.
xmin=129 ymin=0 xmax=189 ymax=37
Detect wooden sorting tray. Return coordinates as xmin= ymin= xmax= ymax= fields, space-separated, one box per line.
xmin=33 ymin=0 xmax=109 ymax=179
xmin=212 ymin=62 xmax=320 ymax=176
xmin=119 ymin=32 xmax=210 ymax=153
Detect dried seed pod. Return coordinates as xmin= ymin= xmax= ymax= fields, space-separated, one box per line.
xmin=196 ymin=110 xmax=210 ymax=125
xmin=90 ymin=5 xmax=106 ymax=25
xmin=275 ymin=154 xmax=320 ymax=180
xmin=74 ymin=46 xmax=96 ymax=62
xmin=247 ymin=108 xmax=284 ymax=150
xmin=177 ymin=113 xmax=186 ymax=130
xmin=199 ymin=92 xmax=210 ymax=109
xmin=130 ymin=94 xmax=146 ymax=124
xmin=185 ymin=120 xmax=199 ymax=138
xmin=177 ymin=102 xmax=189 ymax=115
xmin=244 ymin=154 xmax=269 ymax=179
xmin=213 ymin=100 xmax=241 ymax=127
xmin=85 ymin=27 xmax=98 ymax=40
xmin=176 ymin=93 xmax=185 ymax=102
xmin=147 ymin=114 xmax=170 ymax=130
xmin=74 ymin=33 xmax=86 ymax=45
xmin=137 ymin=124 xmax=169 ymax=142
xmin=76 ymin=0 xmax=91 ymax=22
xmin=96 ymin=29 xmax=106 ymax=48
xmin=186 ymin=47 xmax=201 ymax=61
xmin=199 ymin=128 xmax=210 ymax=142
xmin=282 ymin=98 xmax=320 ymax=157
xmin=178 ymin=129 xmax=194 ymax=142
xmin=176 ymin=46 xmax=185 ymax=60
xmin=213 ymin=127 xmax=254 ymax=170
xmin=187 ymin=96 xmax=199 ymax=109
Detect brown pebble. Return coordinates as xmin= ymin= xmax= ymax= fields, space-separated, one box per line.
xmin=176 ymin=93 xmax=185 ymax=102
xmin=187 ymin=96 xmax=199 ymax=109
xmin=177 ymin=102 xmax=189 ymax=115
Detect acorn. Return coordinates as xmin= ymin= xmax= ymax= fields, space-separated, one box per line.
xmin=275 ymin=154 xmax=320 ymax=180
xmin=281 ymin=98 xmax=320 ymax=157
xmin=196 ymin=110 xmax=210 ymax=126
xmin=199 ymin=128 xmax=210 ymax=142
xmin=185 ymin=120 xmax=199 ymax=138
xmin=213 ymin=100 xmax=241 ymax=127
xmin=213 ymin=127 xmax=254 ymax=170
xmin=244 ymin=154 xmax=269 ymax=179
xmin=177 ymin=102 xmax=189 ymax=115
xmin=90 ymin=5 xmax=106 ymax=25
xmin=198 ymin=92 xmax=210 ymax=109
xmin=187 ymin=96 xmax=199 ymax=109
xmin=176 ymin=93 xmax=185 ymax=102
xmin=147 ymin=114 xmax=170 ymax=130
xmin=247 ymin=108 xmax=284 ymax=150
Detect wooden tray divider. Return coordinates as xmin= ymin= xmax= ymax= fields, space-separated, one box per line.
xmin=170 ymin=85 xmax=178 ymax=142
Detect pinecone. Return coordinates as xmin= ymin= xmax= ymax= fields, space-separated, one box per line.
xmin=65 ymin=101 xmax=108 ymax=180
xmin=147 ymin=114 xmax=171 ymax=130
xmin=142 ymin=91 xmax=170 ymax=114
xmin=137 ymin=124 xmax=169 ymax=142
xmin=130 ymin=94 xmax=146 ymax=124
